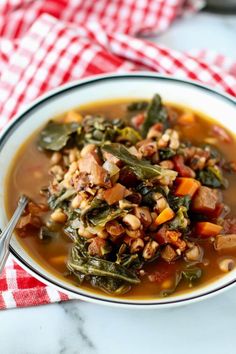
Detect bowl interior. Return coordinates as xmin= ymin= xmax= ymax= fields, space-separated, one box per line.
xmin=0 ymin=73 xmax=236 ymax=307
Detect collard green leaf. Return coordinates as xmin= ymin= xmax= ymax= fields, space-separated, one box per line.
xmin=90 ymin=276 xmax=131 ymax=295
xmin=182 ymin=267 xmax=202 ymax=283
xmin=67 ymin=245 xmax=140 ymax=284
xmin=116 ymin=252 xmax=143 ymax=270
xmin=141 ymin=94 xmax=168 ymax=137
xmin=167 ymin=194 xmax=191 ymax=212
xmin=197 ymin=166 xmax=227 ymax=188
xmin=169 ymin=206 xmax=189 ymax=230
xmin=161 ymin=271 xmax=182 ymax=297
xmin=116 ymin=127 xmax=142 ymax=144
xmin=38 ymin=121 xmax=79 ymax=151
xmin=102 ymin=143 xmax=177 ymax=181
xmin=83 ymin=116 xmax=122 ymax=145
xmin=161 ymin=267 xmax=202 ymax=297
xmin=81 ymin=198 xmax=126 ymax=227
xmin=127 ymin=101 xmax=148 ymax=112
xmin=159 ymin=148 xmax=176 ymax=160
xmin=48 ymin=189 xmax=76 ymax=210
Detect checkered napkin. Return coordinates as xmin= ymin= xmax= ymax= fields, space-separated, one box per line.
xmin=0 ymin=0 xmax=235 ymax=310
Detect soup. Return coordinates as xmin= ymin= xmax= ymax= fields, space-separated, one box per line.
xmin=6 ymin=95 xmax=236 ymax=299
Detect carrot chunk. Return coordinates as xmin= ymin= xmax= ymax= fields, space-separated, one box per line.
xmin=155 ymin=207 xmax=175 ymax=226
xmin=178 ymin=112 xmax=196 ymax=126
xmin=195 ymin=222 xmax=223 ymax=238
xmin=175 ymin=177 xmax=200 ymax=197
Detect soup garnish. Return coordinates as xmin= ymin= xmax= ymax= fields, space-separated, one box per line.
xmin=9 ymin=94 xmax=236 ymax=298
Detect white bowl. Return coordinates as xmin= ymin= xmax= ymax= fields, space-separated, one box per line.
xmin=0 ymin=72 xmax=236 ymax=308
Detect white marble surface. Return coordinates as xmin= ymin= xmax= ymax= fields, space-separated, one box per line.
xmin=1 ymin=10 xmax=236 ymax=354
xmin=155 ymin=11 xmax=236 ymax=58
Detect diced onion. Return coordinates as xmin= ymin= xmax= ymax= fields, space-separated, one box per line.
xmin=103 ymin=161 xmax=120 ymax=176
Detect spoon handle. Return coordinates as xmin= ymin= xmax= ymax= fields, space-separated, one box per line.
xmin=0 ymin=195 xmax=28 ymax=274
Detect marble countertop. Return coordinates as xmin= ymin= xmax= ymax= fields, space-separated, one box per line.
xmin=1 ymin=10 xmax=236 ymax=354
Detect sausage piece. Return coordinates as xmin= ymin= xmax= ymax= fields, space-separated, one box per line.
xmin=191 ymin=186 xmax=219 ymax=213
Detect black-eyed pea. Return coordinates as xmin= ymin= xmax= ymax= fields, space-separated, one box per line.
xmin=142 ymin=241 xmax=159 ymax=260
xmin=69 ymin=150 xmax=77 ymax=163
xmin=71 ymin=195 xmax=81 ymax=209
xmin=130 ymin=238 xmax=144 ymax=253
xmin=50 ymin=152 xmax=62 ymax=165
xmin=126 ymin=229 xmax=142 ymax=239
xmin=123 ymin=214 xmax=141 ymax=230
xmin=218 ymin=258 xmax=235 ymax=272
xmin=50 ymin=208 xmax=67 ymax=223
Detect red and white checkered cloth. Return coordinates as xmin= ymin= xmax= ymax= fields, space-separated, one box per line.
xmin=0 ymin=0 xmax=236 ymax=310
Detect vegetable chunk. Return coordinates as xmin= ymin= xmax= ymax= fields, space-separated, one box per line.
xmin=195 ymin=222 xmax=222 ymax=238
xmin=175 ymin=178 xmax=200 ymax=197
xmin=191 ymin=186 xmax=218 ymax=213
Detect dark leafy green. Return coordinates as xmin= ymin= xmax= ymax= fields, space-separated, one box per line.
xmin=67 ymin=245 xmax=140 ymax=284
xmin=167 ymin=194 xmax=191 ymax=212
xmin=198 ymin=166 xmax=227 ymax=188
xmin=103 ymin=143 xmax=177 ymax=181
xmin=116 ymin=252 xmax=143 ymax=270
xmin=83 ymin=116 xmax=122 ymax=145
xmin=159 ymin=148 xmax=176 ymax=160
xmin=136 ymin=182 xmax=168 ymax=208
xmin=141 ymin=94 xmax=168 ymax=137
xmin=116 ymin=127 xmax=142 ymax=144
xmin=48 ymin=189 xmax=76 ymax=210
xmin=90 ymin=276 xmax=131 ymax=295
xmin=127 ymin=101 xmax=149 ymax=111
xmin=81 ymin=198 xmax=127 ymax=227
xmin=161 ymin=271 xmax=182 ymax=297
xmin=169 ymin=206 xmax=189 ymax=230
xmin=182 ymin=268 xmax=202 ymax=283
xmin=38 ymin=121 xmax=79 ymax=151
xmin=162 ymin=267 xmax=202 ymax=296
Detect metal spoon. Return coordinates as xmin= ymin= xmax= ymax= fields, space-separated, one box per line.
xmin=0 ymin=195 xmax=28 ymax=274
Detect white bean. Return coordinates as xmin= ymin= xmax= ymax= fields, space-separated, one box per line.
xmin=123 ymin=214 xmax=141 ymax=230
xmin=50 ymin=209 xmax=67 ymax=223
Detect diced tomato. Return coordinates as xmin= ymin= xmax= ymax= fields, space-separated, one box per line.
xmin=88 ymin=237 xmax=107 ymax=257
xmin=153 ymin=225 xmax=169 ymax=244
xmin=173 ymin=155 xmax=195 ymax=178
